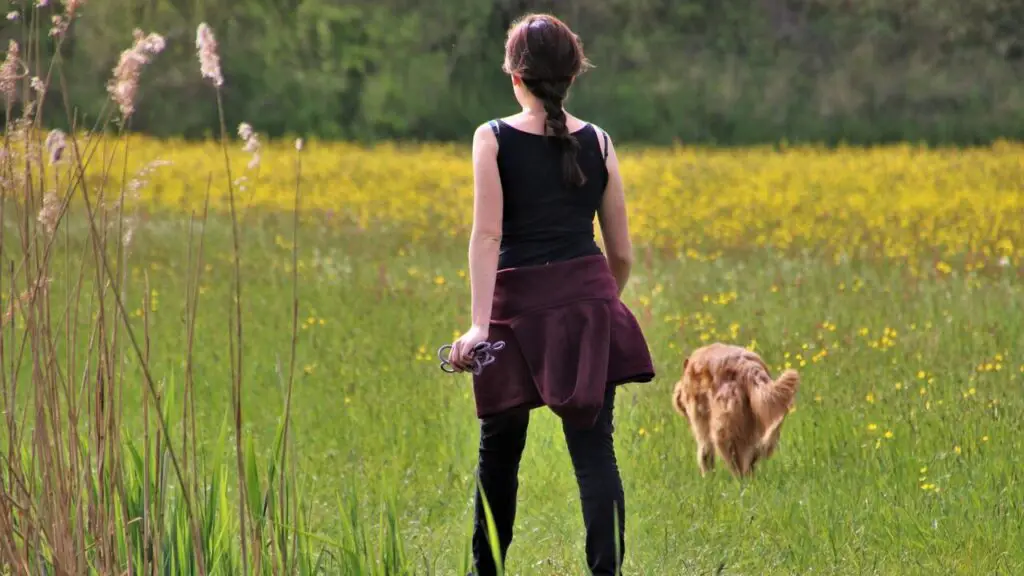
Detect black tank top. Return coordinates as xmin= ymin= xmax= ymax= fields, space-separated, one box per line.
xmin=490 ymin=119 xmax=610 ymax=270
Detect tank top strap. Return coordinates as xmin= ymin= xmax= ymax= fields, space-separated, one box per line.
xmin=585 ymin=123 xmax=608 ymax=161
xmin=487 ymin=119 xmax=502 ymax=152
xmin=579 ymin=122 xmax=609 ymax=161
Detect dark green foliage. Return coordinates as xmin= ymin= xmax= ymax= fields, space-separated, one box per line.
xmin=5 ymin=0 xmax=1024 ymax=144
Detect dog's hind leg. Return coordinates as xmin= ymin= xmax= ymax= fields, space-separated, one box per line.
xmin=697 ymin=442 xmax=715 ymax=476
xmin=688 ymin=395 xmax=715 ymax=476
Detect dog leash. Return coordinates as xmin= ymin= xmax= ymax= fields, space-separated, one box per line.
xmin=437 ymin=341 xmax=506 ymax=376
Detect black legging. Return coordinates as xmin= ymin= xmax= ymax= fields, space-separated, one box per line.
xmin=471 ymin=385 xmax=625 ymax=575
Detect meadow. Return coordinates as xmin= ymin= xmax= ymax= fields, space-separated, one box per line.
xmin=5 ymin=129 xmax=1022 ymax=574
xmin=2 ymin=12 xmax=1023 ymax=573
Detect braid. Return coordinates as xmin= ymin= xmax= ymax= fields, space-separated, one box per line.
xmin=524 ymin=78 xmax=586 ymax=188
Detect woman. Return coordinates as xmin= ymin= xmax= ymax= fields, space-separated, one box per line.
xmin=445 ymin=13 xmax=656 ymax=575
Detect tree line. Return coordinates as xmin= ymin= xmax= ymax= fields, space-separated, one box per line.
xmin=5 ymin=0 xmax=1024 ymax=145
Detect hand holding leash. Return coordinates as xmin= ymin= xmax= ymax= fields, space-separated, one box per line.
xmin=438 ymin=340 xmax=505 ymax=376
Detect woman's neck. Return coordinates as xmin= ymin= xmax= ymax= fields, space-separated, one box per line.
xmin=519 ymin=93 xmax=556 ymax=116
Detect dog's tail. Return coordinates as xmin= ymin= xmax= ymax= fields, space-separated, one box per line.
xmin=756 ymin=369 xmax=799 ymax=450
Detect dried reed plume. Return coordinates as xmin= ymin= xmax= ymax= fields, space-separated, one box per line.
xmin=127 ymin=158 xmax=171 ymax=194
xmin=238 ymin=122 xmax=253 ymax=141
xmin=238 ymin=122 xmax=261 ymax=169
xmin=1 ymin=40 xmax=20 ymax=102
xmin=122 ymin=215 xmax=137 ymax=248
xmin=50 ymin=0 xmax=84 ymax=37
xmin=196 ymin=23 xmax=223 ymax=87
xmin=37 ymin=191 xmax=61 ymax=236
xmin=64 ymin=0 xmax=84 ymax=19
xmin=1 ymin=275 xmax=51 ymax=327
xmin=107 ymin=29 xmax=166 ymax=118
xmin=117 ymin=158 xmax=171 ymax=208
xmin=44 ymin=128 xmax=66 ymax=164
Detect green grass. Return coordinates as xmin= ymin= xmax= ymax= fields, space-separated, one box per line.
xmin=39 ymin=214 xmax=1019 ymax=575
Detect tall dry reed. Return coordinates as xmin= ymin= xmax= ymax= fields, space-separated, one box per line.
xmin=0 ymin=4 xmax=326 ymax=573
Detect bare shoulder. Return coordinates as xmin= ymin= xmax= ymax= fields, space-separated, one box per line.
xmin=472 ymin=121 xmax=499 ymax=152
xmin=473 ymin=121 xmax=497 ymax=140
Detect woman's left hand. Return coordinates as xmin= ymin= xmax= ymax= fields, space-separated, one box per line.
xmin=447 ymin=324 xmax=489 ymax=372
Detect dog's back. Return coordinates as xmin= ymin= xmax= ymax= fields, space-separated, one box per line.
xmin=685 ymin=343 xmax=771 ymax=391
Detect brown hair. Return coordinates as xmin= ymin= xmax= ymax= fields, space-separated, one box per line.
xmin=502 ymin=14 xmax=593 ymax=187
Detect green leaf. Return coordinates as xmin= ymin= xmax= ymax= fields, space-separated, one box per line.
xmin=245 ymin=435 xmax=262 ymax=528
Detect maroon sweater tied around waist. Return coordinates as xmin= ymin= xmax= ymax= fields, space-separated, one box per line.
xmin=472 ymin=254 xmax=656 ymax=428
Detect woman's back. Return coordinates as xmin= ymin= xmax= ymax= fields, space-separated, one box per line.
xmin=492 ymin=117 xmax=609 ymax=269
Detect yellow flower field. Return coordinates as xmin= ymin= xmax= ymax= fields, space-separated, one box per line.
xmin=87 ymin=136 xmax=1024 ymax=270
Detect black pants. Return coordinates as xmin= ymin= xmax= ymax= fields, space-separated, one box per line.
xmin=471 ymin=385 xmax=625 ymax=575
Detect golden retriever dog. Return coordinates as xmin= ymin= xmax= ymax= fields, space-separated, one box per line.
xmin=672 ymin=343 xmax=799 ymax=478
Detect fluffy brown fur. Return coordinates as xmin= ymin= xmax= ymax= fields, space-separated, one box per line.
xmin=672 ymin=343 xmax=799 ymax=478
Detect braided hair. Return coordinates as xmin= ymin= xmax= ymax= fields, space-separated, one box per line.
xmin=503 ymin=14 xmax=593 ymax=188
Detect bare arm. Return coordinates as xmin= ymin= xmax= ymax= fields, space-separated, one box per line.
xmin=596 ymin=129 xmax=633 ymax=295
xmin=467 ymin=123 xmax=503 ymax=329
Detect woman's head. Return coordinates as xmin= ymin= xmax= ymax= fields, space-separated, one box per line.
xmin=503 ymin=14 xmax=592 ymax=187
